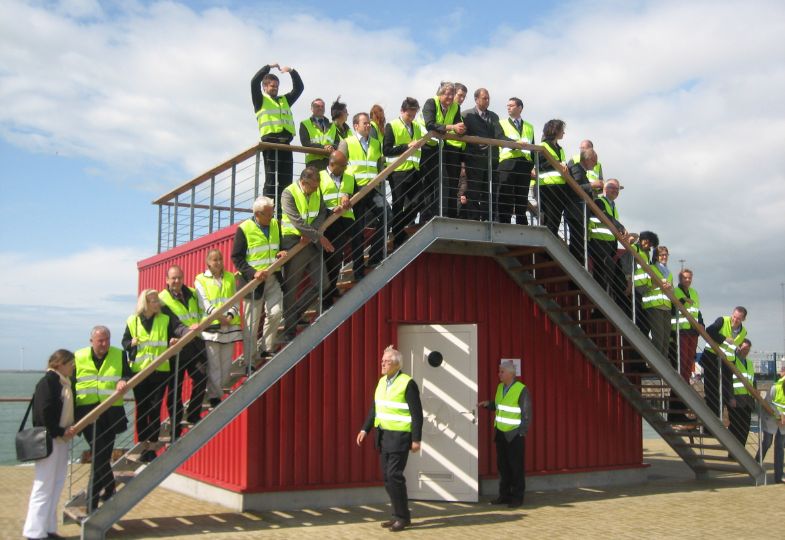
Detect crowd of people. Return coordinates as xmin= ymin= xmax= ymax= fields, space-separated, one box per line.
xmin=20 ymin=63 xmax=785 ymax=538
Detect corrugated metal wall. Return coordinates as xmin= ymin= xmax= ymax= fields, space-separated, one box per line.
xmin=137 ymin=237 xmax=642 ymax=493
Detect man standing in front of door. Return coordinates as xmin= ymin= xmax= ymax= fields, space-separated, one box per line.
xmin=356 ymin=346 xmax=423 ymax=532
xmin=479 ymin=360 xmax=531 ymax=508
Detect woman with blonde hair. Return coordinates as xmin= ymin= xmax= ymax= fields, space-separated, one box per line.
xmin=122 ymin=289 xmax=187 ymax=462
xmin=22 ymin=349 xmax=76 ymax=540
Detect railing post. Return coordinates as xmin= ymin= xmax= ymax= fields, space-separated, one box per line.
xmin=274 ymin=149 xmax=279 ymax=216
xmin=382 ymin=180 xmax=388 ymax=259
xmin=189 ymin=186 xmax=196 ymax=242
xmin=534 ymin=153 xmax=541 ymax=225
xmin=246 ymin=295 xmax=255 ymax=378
xmin=438 ymin=140 xmax=444 ymax=218
xmin=172 ymin=353 xmax=180 ymax=444
xmin=173 ymin=193 xmax=179 ymax=248
xmin=487 ymin=145 xmax=493 ymax=225
xmin=757 ymin=400 xmax=765 ymax=485
xmin=230 ymin=164 xmax=237 ymax=225
xmin=718 ymin=355 xmax=723 ymax=421
xmin=209 ymin=175 xmax=215 ymax=234
xmin=88 ymin=426 xmax=96 ymax=512
xmin=254 ymin=149 xmax=261 ymax=199
xmin=582 ymin=201 xmax=589 ymax=270
xmin=157 ymin=204 xmax=163 ymax=254
xmin=630 ymin=257 xmax=636 ymax=324
xmin=676 ymin=321 xmax=681 ymax=377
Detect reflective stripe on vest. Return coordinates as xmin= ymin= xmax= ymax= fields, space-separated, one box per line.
xmin=126 ymin=314 xmax=170 ymax=373
xmin=499 ymin=118 xmax=535 ymax=162
xmin=494 ymin=381 xmax=525 ymax=432
xmin=386 ymin=118 xmax=422 ymax=171
xmin=319 ymin=169 xmax=355 ymax=220
xmin=280 ymin=182 xmax=323 ymax=236
xmin=301 ymin=119 xmax=335 ymax=163
xmin=195 ymin=271 xmax=242 ymax=327
xmin=588 ymin=196 xmax=619 ymax=242
xmin=631 ymin=245 xmax=651 ymax=289
xmin=537 ymin=143 xmax=566 ymax=185
xmin=703 ymin=316 xmax=747 ymax=358
xmin=74 ymin=346 xmax=124 ymax=407
xmin=346 ymin=135 xmax=382 ymax=186
xmin=433 ymin=97 xmax=466 ymax=150
xmin=643 ymin=265 xmax=672 ymax=309
xmin=671 ymin=287 xmax=701 ymax=329
xmin=239 ymin=218 xmax=281 ymax=272
xmin=374 ymin=373 xmax=413 ymax=432
xmin=159 ymin=288 xmax=201 ymax=326
xmin=256 ymin=94 xmax=295 ymax=137
xmin=732 ymin=355 xmax=755 ymax=395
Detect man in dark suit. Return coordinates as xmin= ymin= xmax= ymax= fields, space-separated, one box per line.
xmin=461 ymin=87 xmax=502 ymax=220
xmin=357 ymin=346 xmax=423 ymax=532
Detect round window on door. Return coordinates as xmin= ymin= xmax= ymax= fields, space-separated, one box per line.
xmin=426 ymin=351 xmax=443 ymax=367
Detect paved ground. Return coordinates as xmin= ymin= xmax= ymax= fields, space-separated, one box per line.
xmin=3 ymin=439 xmax=783 ymax=540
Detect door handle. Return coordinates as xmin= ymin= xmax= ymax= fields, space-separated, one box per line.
xmin=458 ymin=408 xmax=477 ymax=425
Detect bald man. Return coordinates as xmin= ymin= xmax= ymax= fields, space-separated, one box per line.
xmin=319 ymin=151 xmax=357 ymax=307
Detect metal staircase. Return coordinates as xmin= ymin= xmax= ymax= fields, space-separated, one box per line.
xmin=76 ymin=218 xmax=765 ymax=539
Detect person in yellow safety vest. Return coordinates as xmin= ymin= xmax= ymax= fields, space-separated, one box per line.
xmin=570 ymin=139 xmax=604 ymax=195
xmin=587 ymin=179 xmax=628 ymax=309
xmin=421 ymin=82 xmax=467 ymax=220
xmin=535 ymin=119 xmax=569 ymax=235
xmin=159 ymin=265 xmax=208 ymax=435
xmin=620 ymin=229 xmax=658 ymax=329
xmin=298 ymin=98 xmax=335 ymax=171
xmin=122 ymin=290 xmax=188 ymax=462
xmin=701 ymin=306 xmax=748 ymax=418
xmin=356 ymin=346 xmax=423 ymax=532
xmin=74 ymin=326 xmax=130 ymax=511
xmin=280 ymin=166 xmax=335 ymax=340
xmin=319 ymin=151 xmax=357 ymax=308
xmin=337 ymin=112 xmax=386 ymax=279
xmin=369 ymin=104 xmax=386 ymax=148
xmin=644 ymin=246 xmax=674 ymax=356
xmin=231 ymin=196 xmax=287 ymax=365
xmin=496 ymin=97 xmax=535 ymax=225
xmin=669 ymin=268 xmax=704 ymax=381
xmin=757 ymin=364 xmax=785 ymax=483
xmin=727 ymin=339 xmax=756 ymax=446
xmin=384 ymin=97 xmax=424 ymax=249
xmin=194 ymin=250 xmax=242 ymax=409
xmin=565 ymin=149 xmax=604 ymax=264
xmin=479 ymin=360 xmax=532 ymax=508
xmin=251 ymin=62 xmax=304 ymax=212
xmin=330 ymin=98 xmax=352 ymax=145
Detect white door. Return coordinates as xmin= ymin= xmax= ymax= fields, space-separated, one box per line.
xmin=399 ymin=324 xmax=478 ymax=502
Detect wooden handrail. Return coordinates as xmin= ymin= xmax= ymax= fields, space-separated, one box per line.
xmin=72 ymin=134 xmax=435 ymax=435
xmin=153 ymin=142 xmax=330 ymax=204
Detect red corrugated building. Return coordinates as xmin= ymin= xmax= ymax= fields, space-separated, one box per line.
xmin=137 ymin=224 xmax=643 ymax=506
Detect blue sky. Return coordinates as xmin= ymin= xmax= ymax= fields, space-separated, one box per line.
xmin=1 ymin=0 xmax=784 ymax=370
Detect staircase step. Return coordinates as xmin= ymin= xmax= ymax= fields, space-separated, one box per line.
xmin=681 ymin=443 xmax=726 ymax=451
xmin=531 ymin=276 xmax=573 ymax=285
xmin=63 ymin=505 xmax=88 ymax=523
xmin=583 ymin=332 xmax=621 ymax=338
xmin=696 ymin=463 xmax=746 ymax=473
xmin=514 ymin=261 xmax=561 ymax=271
xmin=499 ymin=247 xmax=546 ymax=257
xmin=534 ymin=289 xmax=583 ymax=298
xmin=548 ymin=304 xmax=595 ymax=313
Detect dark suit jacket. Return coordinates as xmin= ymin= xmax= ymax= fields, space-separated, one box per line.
xmin=461 ymin=107 xmax=502 ymax=158
xmin=361 ymin=374 xmax=423 ymax=453
xmin=32 ymin=370 xmax=67 ymax=438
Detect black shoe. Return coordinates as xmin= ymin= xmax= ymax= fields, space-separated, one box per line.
xmin=140 ymin=450 xmax=157 ymax=463
xmin=491 ymin=496 xmax=510 ymax=505
xmin=99 ymin=488 xmax=115 ymax=502
xmin=389 ymin=519 xmax=409 ymax=532
xmin=380 ymin=520 xmax=396 ymax=528
xmin=48 ymin=534 xmax=66 ymax=539
xmin=507 ymin=499 xmax=523 ymax=508
xmin=209 ymin=398 xmax=221 ymax=409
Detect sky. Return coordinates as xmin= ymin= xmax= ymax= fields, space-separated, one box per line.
xmin=1 ymin=0 xmax=784 ymax=370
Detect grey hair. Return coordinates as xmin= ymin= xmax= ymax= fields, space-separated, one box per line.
xmin=580 ymin=148 xmax=598 ymax=163
xmin=436 ymin=81 xmax=455 ymax=96
xmin=90 ymin=325 xmax=111 ymax=339
xmin=252 ymin=196 xmax=275 ymax=214
xmin=500 ymin=360 xmax=516 ymax=373
xmin=384 ymin=345 xmax=402 ymax=364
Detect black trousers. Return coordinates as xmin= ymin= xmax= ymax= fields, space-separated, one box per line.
xmin=589 ymin=240 xmax=626 ymax=308
xmin=463 ymin=153 xmax=497 ymax=221
xmin=563 ymin=196 xmax=586 ymax=264
xmin=262 ymin=147 xmax=293 ymax=212
xmin=323 ymin=216 xmax=360 ymax=302
xmin=539 ymin=184 xmax=570 ymax=235
xmin=83 ymin=420 xmax=117 ymax=511
xmin=388 ymin=169 xmax=421 ymax=247
xmin=702 ymin=351 xmax=733 ymax=418
xmin=728 ymin=395 xmax=754 ymax=445
xmin=133 ymin=370 xmax=168 ymax=442
xmin=495 ymin=430 xmax=525 ymax=502
xmin=166 ymin=340 xmax=208 ymax=434
xmin=381 ymin=450 xmax=411 ymax=521
xmin=496 ymin=158 xmax=533 ymax=224
xmin=353 ymin=195 xmax=385 ymax=272
xmin=420 ymin=146 xmax=463 ymax=219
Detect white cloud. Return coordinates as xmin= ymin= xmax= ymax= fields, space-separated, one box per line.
xmin=1 ymin=0 xmax=784 ymax=352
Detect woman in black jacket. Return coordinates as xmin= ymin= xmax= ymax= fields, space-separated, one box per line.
xmin=22 ymin=349 xmax=76 ymax=540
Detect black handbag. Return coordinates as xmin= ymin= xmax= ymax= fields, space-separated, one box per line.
xmin=15 ymin=395 xmax=53 ymax=462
